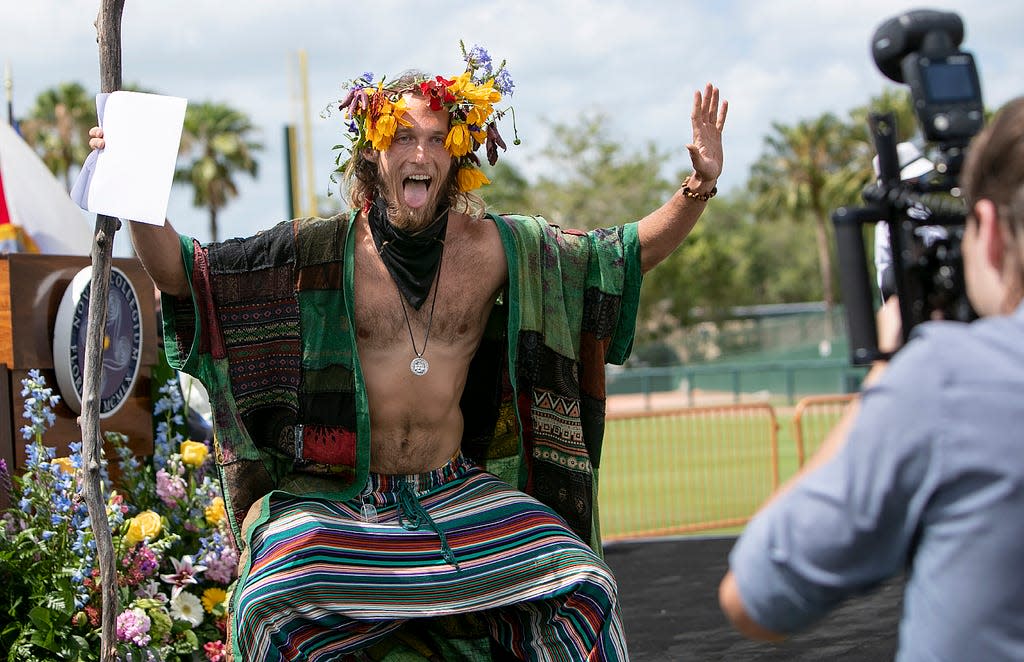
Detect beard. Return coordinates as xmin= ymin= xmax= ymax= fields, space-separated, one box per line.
xmin=379 ymin=169 xmax=451 ymax=232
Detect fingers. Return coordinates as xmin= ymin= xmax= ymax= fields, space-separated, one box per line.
xmin=88 ymin=125 xmax=104 ymax=150
xmin=705 ymin=83 xmax=718 ymax=120
xmin=693 ymin=83 xmax=726 ymax=129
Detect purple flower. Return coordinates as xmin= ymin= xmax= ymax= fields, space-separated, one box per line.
xmin=0 ymin=458 xmax=11 ymax=501
xmin=203 ymin=543 xmax=239 ymax=585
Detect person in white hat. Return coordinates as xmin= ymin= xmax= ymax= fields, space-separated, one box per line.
xmin=872 ymin=142 xmax=945 ymax=300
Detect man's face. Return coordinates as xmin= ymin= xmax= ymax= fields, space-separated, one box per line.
xmin=371 ymin=94 xmax=452 ymax=229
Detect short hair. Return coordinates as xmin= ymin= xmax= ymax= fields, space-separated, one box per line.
xmin=962 ymin=97 xmax=1024 ymax=216
xmin=961 ymin=97 xmax=1024 ymax=303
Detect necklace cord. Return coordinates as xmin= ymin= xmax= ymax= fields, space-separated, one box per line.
xmin=396 ymin=244 xmax=443 ymax=358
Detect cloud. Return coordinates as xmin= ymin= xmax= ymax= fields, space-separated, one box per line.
xmin=4 ymin=0 xmax=1021 ymax=247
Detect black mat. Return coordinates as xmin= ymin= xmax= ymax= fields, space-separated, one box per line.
xmin=604 ymin=536 xmax=904 ymax=661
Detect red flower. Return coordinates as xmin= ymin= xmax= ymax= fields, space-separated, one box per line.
xmin=419 ymin=76 xmax=456 ymax=111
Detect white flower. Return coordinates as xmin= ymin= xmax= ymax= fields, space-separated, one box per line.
xmin=169 ymin=590 xmax=204 ymax=627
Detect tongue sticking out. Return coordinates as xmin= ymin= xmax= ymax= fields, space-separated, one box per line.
xmin=403 ymin=178 xmax=431 ymax=209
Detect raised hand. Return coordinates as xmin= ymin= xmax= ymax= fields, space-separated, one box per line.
xmin=686 ymin=83 xmax=728 ymax=184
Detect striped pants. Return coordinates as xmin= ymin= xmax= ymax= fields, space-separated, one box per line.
xmin=231 ymin=454 xmax=628 ymax=661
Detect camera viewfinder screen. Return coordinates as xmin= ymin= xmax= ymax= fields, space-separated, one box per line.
xmin=922 ymin=61 xmax=978 ymax=103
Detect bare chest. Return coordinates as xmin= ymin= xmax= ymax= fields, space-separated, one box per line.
xmin=353 ymin=227 xmax=505 ymax=351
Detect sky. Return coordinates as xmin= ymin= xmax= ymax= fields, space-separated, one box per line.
xmin=2 ymin=0 xmax=1021 ymax=255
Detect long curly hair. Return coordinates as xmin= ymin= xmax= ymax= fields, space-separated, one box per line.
xmin=340 ymin=71 xmax=485 ymax=217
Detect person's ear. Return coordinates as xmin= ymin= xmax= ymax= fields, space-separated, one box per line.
xmin=975 ymin=199 xmax=1004 ymax=272
xmin=363 ymin=148 xmax=379 ymax=164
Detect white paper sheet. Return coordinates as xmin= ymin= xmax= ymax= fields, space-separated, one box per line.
xmin=71 ymin=91 xmax=187 ymax=226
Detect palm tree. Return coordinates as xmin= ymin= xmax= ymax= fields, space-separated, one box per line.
xmin=749 ymin=113 xmax=868 ymax=343
xmin=21 ymin=82 xmax=97 ymax=191
xmin=175 ymin=102 xmax=261 ymax=242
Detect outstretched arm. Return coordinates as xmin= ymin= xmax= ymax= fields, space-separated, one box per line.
xmin=88 ymin=127 xmax=190 ymax=298
xmin=637 ymin=83 xmax=727 ymax=273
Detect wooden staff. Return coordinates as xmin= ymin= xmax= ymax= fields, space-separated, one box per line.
xmin=82 ymin=1 xmax=126 ymax=658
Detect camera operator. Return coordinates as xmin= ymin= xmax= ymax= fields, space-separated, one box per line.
xmin=718 ymin=97 xmax=1024 ymax=660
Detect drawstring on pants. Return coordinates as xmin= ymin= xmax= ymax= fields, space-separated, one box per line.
xmin=397 ymin=481 xmax=460 ymax=571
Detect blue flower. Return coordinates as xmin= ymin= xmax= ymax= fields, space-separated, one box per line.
xmin=495 ymin=69 xmax=515 ymax=97
xmin=466 ymin=45 xmax=493 ymax=79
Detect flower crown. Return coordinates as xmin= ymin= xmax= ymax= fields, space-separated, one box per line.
xmin=333 ymin=42 xmax=518 ymax=192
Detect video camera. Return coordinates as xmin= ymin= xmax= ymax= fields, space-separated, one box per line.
xmin=833 ymin=8 xmax=984 ymax=366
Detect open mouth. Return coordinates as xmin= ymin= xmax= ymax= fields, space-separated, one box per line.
xmin=402 ymin=174 xmax=432 ymax=209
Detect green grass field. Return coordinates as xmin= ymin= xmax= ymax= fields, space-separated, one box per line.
xmin=597 ymin=404 xmax=842 ymax=541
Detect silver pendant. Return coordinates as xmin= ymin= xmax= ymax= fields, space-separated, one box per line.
xmin=360 ymin=503 xmax=378 ymax=523
xmin=410 ymin=357 xmax=429 ymax=376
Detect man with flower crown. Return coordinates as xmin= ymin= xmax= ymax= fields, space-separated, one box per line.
xmin=89 ymin=43 xmax=727 ymax=661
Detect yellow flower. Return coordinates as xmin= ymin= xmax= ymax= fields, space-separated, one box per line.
xmin=180 ymin=440 xmax=209 ymax=468
xmin=466 ymin=105 xmax=493 ymax=128
xmin=125 ymin=510 xmax=162 ymax=546
xmin=449 ymin=73 xmax=501 ymax=106
xmin=205 ymin=496 xmax=226 ymax=527
xmin=456 ymin=166 xmax=490 ymax=192
xmin=53 ymin=457 xmax=75 ymax=475
xmin=445 ymin=124 xmax=473 ymax=157
xmin=367 ymin=94 xmax=411 ymax=151
xmin=201 ymin=587 xmax=228 ymax=614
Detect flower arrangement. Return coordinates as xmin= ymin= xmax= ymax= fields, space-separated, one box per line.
xmin=0 ymin=371 xmax=236 ymax=661
xmin=332 ymin=41 xmax=518 ymax=192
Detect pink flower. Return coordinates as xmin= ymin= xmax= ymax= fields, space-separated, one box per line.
xmin=159 ymin=555 xmax=207 ymax=600
xmin=116 ymin=607 xmax=151 ymax=646
xmin=155 ymin=468 xmax=186 ymax=506
xmin=120 ymin=544 xmax=159 ymax=586
xmin=204 ymin=640 xmax=227 ymax=661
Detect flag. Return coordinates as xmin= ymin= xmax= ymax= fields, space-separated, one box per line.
xmin=0 ymin=120 xmax=92 ymax=255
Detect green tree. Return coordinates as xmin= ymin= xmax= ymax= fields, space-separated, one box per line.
xmin=175 ymin=102 xmax=262 ymax=242
xmin=529 ymin=113 xmax=674 ymax=230
xmin=480 ymin=160 xmax=531 ymax=214
xmin=749 ymin=113 xmax=867 ymax=341
xmin=20 ymin=82 xmax=97 ymax=191
xmin=640 ymin=195 xmax=744 ymax=329
xmin=850 ymin=87 xmax=919 ymax=149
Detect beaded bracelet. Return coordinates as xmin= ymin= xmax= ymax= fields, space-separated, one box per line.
xmin=680 ymin=184 xmax=718 ymax=201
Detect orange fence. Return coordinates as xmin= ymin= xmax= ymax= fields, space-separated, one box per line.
xmin=598 ymin=403 xmax=779 ymax=542
xmin=791 ymin=394 xmax=857 ymax=467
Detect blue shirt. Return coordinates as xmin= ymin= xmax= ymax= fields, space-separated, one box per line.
xmin=730 ymin=305 xmax=1024 ymax=661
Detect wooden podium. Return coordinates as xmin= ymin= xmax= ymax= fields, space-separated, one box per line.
xmin=0 ymin=254 xmax=158 ymax=473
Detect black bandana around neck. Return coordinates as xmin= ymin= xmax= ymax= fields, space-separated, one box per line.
xmin=367 ymin=196 xmax=449 ymax=310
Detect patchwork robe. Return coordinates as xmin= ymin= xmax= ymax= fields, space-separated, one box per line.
xmin=162 ymin=210 xmax=643 ymax=656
